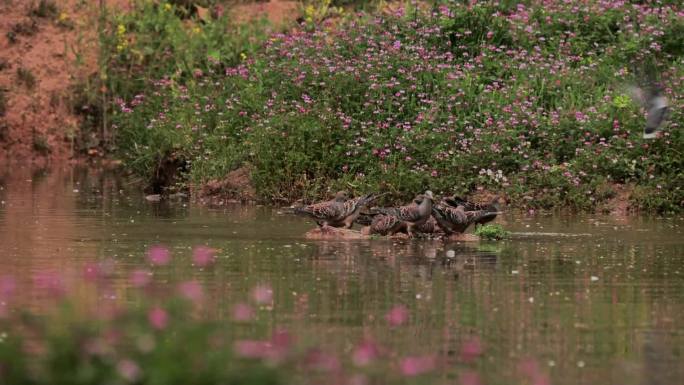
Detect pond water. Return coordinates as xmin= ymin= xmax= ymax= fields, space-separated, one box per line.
xmin=1 ymin=166 xmax=683 ymax=385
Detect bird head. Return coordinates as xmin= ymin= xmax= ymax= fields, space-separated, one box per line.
xmin=424 ymin=190 xmax=435 ymax=201
xmin=334 ymin=191 xmax=349 ymax=201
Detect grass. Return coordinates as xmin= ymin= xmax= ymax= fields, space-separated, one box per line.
xmin=29 ymin=0 xmax=58 ymax=19
xmin=105 ymin=1 xmax=683 ymax=213
xmin=16 ymin=67 xmax=36 ymax=89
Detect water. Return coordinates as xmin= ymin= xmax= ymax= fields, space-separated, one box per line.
xmin=1 ymin=166 xmax=683 ymax=384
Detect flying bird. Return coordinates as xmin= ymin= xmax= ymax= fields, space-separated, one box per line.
xmin=627 ymin=83 xmax=669 ymax=139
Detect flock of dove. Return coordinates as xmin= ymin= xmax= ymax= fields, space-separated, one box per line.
xmin=292 ymin=191 xmax=502 ymax=238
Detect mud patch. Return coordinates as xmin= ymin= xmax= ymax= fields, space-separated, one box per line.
xmin=197 ymin=166 xmax=257 ymax=203
xmin=230 ymin=0 xmax=300 ymax=27
xmin=601 ymin=183 xmax=634 ymax=216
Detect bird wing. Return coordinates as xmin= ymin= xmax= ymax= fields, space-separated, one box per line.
xmin=465 ymin=210 xmax=498 ymax=225
xmin=627 ymin=85 xmax=648 ymax=108
xmin=432 ymin=204 xmax=469 ymax=233
xmin=342 ymin=193 xmax=377 ymax=217
xmin=294 ymin=200 xmax=345 ymax=221
xmin=646 ymin=100 xmax=669 ymax=132
xmin=370 ymin=214 xmax=402 ymax=234
xmin=394 ymin=204 xmax=424 ymax=222
xmin=415 ymin=216 xmax=440 ymax=234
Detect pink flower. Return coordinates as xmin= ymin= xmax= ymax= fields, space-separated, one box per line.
xmin=460 ymin=336 xmax=483 ymax=362
xmin=129 ymin=269 xmax=152 ymax=287
xmin=148 ymin=307 xmax=168 ymax=330
xmin=399 ymin=355 xmax=436 ymax=376
xmin=177 ymin=280 xmax=204 ymax=302
xmin=82 ymin=263 xmax=102 ymax=282
xmin=519 ymin=358 xmax=550 ymax=385
xmin=192 ymin=246 xmax=215 ymax=267
xmin=147 ymin=245 xmax=171 ymax=266
xmin=459 ymin=370 xmax=482 ymax=385
xmin=385 ymin=305 xmax=409 ymax=326
xmin=234 ymin=340 xmax=271 ymax=358
xmin=32 ymin=271 xmax=66 ymax=298
xmin=117 ymin=359 xmax=141 ymax=382
xmin=352 ymin=339 xmax=379 ymax=367
xmin=232 ymin=302 xmax=255 ymax=322
xmin=0 ymin=276 xmax=16 ymax=299
xmin=304 ymin=348 xmax=341 ymax=372
xmin=251 ymin=284 xmax=273 ymax=305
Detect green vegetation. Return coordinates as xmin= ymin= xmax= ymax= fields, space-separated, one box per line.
xmin=475 ymin=224 xmax=510 ymax=241
xmin=104 ymin=1 xmax=683 ymax=212
xmin=29 ymin=0 xmax=59 ymax=19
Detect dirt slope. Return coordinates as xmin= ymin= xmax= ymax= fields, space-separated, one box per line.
xmin=0 ymin=0 xmax=297 ymax=167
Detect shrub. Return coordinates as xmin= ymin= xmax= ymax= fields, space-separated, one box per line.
xmin=108 ymin=0 xmax=684 ymax=212
xmin=475 ymin=224 xmax=510 ymax=240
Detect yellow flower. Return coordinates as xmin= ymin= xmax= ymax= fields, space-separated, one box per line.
xmin=163 ymin=3 xmax=172 ymax=11
xmin=304 ymin=5 xmax=315 ymax=19
xmin=240 ymin=52 xmax=247 ymax=61
xmin=58 ymin=12 xmax=68 ymax=22
xmin=192 ymin=26 xmax=201 ymax=34
xmin=117 ymin=24 xmax=126 ymax=35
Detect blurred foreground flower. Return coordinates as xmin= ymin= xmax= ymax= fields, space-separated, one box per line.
xmin=251 ymin=284 xmax=273 ymax=305
xmin=148 ymin=307 xmax=168 ymax=330
xmin=192 ymin=245 xmax=215 ymax=266
xmin=399 ymin=355 xmax=436 ymax=376
xmin=148 ymin=245 xmax=171 ymax=265
xmin=385 ymin=304 xmax=409 ymax=326
xmin=231 ymin=302 xmax=255 ymax=322
xmin=178 ymin=280 xmax=204 ymax=302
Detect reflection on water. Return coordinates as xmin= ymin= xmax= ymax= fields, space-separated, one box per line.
xmin=1 ymin=167 xmax=683 ymax=384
